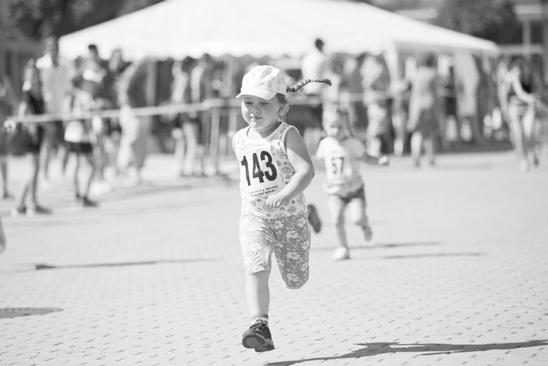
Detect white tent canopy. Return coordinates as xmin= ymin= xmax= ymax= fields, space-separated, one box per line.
xmin=60 ymin=0 xmax=498 ymax=59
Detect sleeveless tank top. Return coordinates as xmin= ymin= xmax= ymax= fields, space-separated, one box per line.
xmin=233 ymin=121 xmax=307 ymax=219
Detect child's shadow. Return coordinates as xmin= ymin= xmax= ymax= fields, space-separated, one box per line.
xmin=265 ymin=340 xmax=548 ymax=365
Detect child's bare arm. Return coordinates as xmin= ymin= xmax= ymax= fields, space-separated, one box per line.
xmin=265 ymin=128 xmax=315 ymax=208
xmin=362 ymin=153 xmax=389 ymax=165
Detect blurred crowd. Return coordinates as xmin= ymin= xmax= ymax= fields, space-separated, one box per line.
xmin=0 ymin=36 xmax=546 ymax=217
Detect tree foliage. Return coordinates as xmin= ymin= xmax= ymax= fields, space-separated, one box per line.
xmin=435 ymin=0 xmax=521 ymax=44
xmin=6 ymin=0 xmax=165 ymax=40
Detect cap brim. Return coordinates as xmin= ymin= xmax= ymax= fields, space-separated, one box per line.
xmin=236 ymin=87 xmax=277 ymax=100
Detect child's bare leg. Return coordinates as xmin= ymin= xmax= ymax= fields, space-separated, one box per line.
xmin=73 ymin=154 xmax=81 ymax=197
xmin=82 ymin=153 xmax=96 ymax=198
xmin=424 ymin=136 xmax=435 ymax=166
xmin=61 ymin=147 xmax=70 ymax=177
xmin=0 ymin=157 xmax=10 ymax=197
xmin=410 ymin=132 xmax=423 ymax=166
xmin=28 ymin=153 xmax=41 ymax=207
xmin=182 ymin=123 xmax=198 ymax=175
xmin=0 ymin=218 xmax=5 ymax=253
xmin=245 ymin=270 xmax=270 ymax=321
xmin=348 ymin=195 xmax=372 ymax=242
xmin=327 ymin=195 xmax=347 ymax=248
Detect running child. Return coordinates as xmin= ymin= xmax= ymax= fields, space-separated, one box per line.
xmin=315 ymin=106 xmax=388 ymax=261
xmin=63 ymin=77 xmax=98 ymax=207
xmin=233 ymin=65 xmax=328 ymax=352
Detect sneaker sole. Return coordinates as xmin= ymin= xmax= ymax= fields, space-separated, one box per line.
xmin=242 ymin=335 xmax=274 ymax=352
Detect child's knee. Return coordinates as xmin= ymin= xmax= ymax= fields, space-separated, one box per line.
xmin=286 ymin=278 xmax=307 ymax=289
xmin=283 ymin=272 xmax=309 ymax=289
xmin=349 ymin=213 xmax=365 ymax=227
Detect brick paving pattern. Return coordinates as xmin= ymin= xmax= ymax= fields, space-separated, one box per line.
xmin=0 ymin=152 xmax=547 ymax=365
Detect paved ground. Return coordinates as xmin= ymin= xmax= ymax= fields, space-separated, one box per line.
xmin=0 ymin=150 xmax=547 ymax=366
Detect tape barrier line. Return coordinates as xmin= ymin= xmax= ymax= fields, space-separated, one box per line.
xmin=4 ymin=92 xmax=409 ymax=125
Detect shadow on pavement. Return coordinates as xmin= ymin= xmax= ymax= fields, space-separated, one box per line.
xmin=266 ymin=340 xmax=548 ymax=365
xmin=0 ymin=307 xmax=63 ymax=320
xmin=103 ymin=175 xmax=235 ymax=204
xmin=435 ymin=162 xmax=494 ymax=170
xmin=382 ymin=252 xmax=483 ymax=259
xmin=312 ymin=241 xmax=441 ymax=252
xmin=32 ymin=258 xmax=216 ymax=271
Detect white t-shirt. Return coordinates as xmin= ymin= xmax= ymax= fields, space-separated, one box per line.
xmin=316 ymin=136 xmax=366 ymax=195
xmin=64 ymin=92 xmax=92 ymax=143
xmin=36 ymin=55 xmax=71 ymax=116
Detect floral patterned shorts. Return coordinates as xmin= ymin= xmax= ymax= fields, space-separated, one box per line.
xmin=239 ymin=213 xmax=311 ymax=289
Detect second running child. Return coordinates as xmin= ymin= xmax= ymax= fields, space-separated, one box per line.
xmin=315 ymin=106 xmax=388 ymax=260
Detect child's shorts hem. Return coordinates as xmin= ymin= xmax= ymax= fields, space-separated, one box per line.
xmin=240 ymin=213 xmax=310 ymax=288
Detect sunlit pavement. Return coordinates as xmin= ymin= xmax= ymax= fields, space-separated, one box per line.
xmin=0 ymin=150 xmax=547 ymax=365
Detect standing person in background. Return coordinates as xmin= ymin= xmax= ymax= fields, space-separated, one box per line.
xmin=36 ymin=36 xmax=70 ymax=183
xmin=0 ymin=73 xmax=18 ymax=199
xmin=12 ymin=60 xmax=51 ymax=216
xmin=82 ymin=44 xmax=112 ymax=185
xmin=116 ymin=58 xmax=150 ymax=186
xmin=106 ymin=48 xmax=130 ymax=177
xmin=507 ymin=57 xmax=542 ymax=171
xmin=301 ymin=38 xmax=329 ymax=154
xmin=454 ymin=52 xmax=481 ymax=143
xmin=315 ymin=106 xmax=388 ymax=261
xmin=441 ymin=64 xmax=459 ymax=148
xmin=190 ymin=53 xmax=214 ymax=176
xmin=495 ymin=57 xmax=512 ymax=141
xmin=342 ymin=53 xmax=368 ymax=141
xmin=362 ymin=54 xmax=392 ymax=156
xmin=63 ymin=77 xmax=98 ymax=207
xmin=171 ymin=56 xmax=200 ymax=177
xmin=407 ymin=54 xmax=441 ymax=167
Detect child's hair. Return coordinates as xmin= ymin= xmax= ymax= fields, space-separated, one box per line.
xmin=275 ymin=78 xmax=332 ymax=113
xmin=286 ymin=78 xmax=332 ymax=93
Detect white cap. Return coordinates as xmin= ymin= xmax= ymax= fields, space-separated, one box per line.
xmin=236 ymin=65 xmax=287 ymax=99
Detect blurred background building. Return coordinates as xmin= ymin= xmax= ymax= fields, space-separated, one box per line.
xmin=387 ymin=0 xmax=548 ymax=81
xmin=2 ymin=0 xmax=548 ymax=84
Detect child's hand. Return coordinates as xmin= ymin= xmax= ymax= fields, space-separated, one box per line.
xmin=265 ymin=193 xmax=289 ymax=208
xmin=378 ymin=155 xmax=389 ymax=166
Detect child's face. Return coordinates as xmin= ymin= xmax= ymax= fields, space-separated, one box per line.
xmin=241 ymin=95 xmax=282 ymax=133
xmin=323 ymin=114 xmax=348 ymax=140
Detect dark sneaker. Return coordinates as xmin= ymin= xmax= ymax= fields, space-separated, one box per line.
xmin=307 ymin=204 xmax=322 ymax=234
xmin=82 ymin=196 xmax=98 ymax=208
xmin=27 ymin=205 xmax=52 ymax=216
xmin=242 ymin=319 xmax=275 ymax=352
xmin=11 ymin=205 xmax=26 ymax=217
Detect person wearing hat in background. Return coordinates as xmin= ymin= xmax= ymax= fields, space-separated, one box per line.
xmin=233 ymin=65 xmax=330 ymax=352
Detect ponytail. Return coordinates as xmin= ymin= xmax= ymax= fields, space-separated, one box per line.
xmin=286 ymin=78 xmax=331 ymax=93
